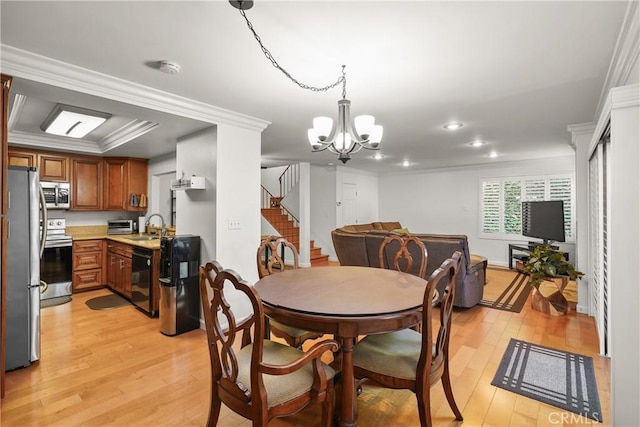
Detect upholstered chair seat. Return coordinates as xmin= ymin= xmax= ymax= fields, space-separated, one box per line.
xmin=237 ymin=340 xmax=336 ymax=407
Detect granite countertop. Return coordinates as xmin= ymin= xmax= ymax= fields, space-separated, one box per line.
xmin=67 ymin=225 xmax=161 ymax=250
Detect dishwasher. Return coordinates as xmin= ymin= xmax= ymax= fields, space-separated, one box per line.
xmin=131 ymin=247 xmax=155 ymax=316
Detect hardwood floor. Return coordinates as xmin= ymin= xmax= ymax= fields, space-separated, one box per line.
xmin=1 ymin=267 xmax=610 ymax=426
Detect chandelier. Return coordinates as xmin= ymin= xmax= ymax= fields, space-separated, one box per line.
xmin=307 ymin=66 xmax=383 ymax=163
xmin=231 ymin=0 xmax=383 ymax=164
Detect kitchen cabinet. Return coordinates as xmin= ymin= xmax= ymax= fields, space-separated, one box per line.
xmin=103 ymin=158 xmax=148 ymax=212
xmin=106 ymin=241 xmax=132 ymax=299
xmin=72 ymin=239 xmax=104 ymax=292
xmin=38 ymin=152 xmax=69 ymax=181
xmin=8 ymin=148 xmax=69 ymax=181
xmin=7 ymin=149 xmax=36 ymax=168
xmin=71 ymin=156 xmax=102 ymax=210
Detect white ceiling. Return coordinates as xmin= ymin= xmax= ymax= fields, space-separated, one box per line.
xmin=0 ymin=1 xmax=630 ymax=173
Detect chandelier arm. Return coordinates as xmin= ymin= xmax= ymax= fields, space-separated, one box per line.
xmin=237 ymin=8 xmax=345 ymax=93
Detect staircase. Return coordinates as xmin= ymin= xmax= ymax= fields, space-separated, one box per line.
xmin=261 ymin=169 xmax=329 ymax=267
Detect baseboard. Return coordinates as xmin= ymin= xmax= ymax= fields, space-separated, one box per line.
xmin=576 ymin=305 xmax=589 ymax=314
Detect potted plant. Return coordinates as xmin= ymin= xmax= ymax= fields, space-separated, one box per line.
xmin=523 ymin=245 xmax=584 ymax=315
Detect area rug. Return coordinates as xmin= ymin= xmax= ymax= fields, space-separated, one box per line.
xmin=85 ymin=293 xmax=130 ymax=310
xmin=492 ymin=338 xmax=602 ymax=422
xmin=41 ymin=295 xmax=72 ymax=308
xmin=478 ymin=271 xmax=531 ymax=313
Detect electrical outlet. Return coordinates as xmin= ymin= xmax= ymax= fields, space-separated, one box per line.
xmin=228 ymin=219 xmax=241 ymax=230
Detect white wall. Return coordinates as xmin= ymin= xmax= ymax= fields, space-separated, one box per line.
xmin=568 ymin=124 xmax=595 ymax=315
xmin=175 ymin=127 xmax=217 ymax=265
xmin=311 ymin=165 xmax=337 ymax=260
xmin=378 ymin=156 xmax=576 ymax=266
xmin=606 ymin=85 xmax=640 ymax=426
xmin=260 ymin=165 xmax=287 ymax=198
xmin=335 ymin=166 xmax=379 ymax=226
xmin=215 ymin=124 xmax=261 ymax=283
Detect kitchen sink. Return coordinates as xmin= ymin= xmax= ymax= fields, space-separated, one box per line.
xmin=128 ymin=236 xmax=160 ymax=241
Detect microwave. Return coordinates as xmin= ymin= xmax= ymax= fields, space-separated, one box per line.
xmin=41 ymin=182 xmax=70 ymax=209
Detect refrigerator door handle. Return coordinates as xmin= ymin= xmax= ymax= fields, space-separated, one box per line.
xmin=39 ymin=184 xmax=48 ymax=259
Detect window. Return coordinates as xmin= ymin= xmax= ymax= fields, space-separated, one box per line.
xmin=480 ymin=173 xmax=575 ymax=241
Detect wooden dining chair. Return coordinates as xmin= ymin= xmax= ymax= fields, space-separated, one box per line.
xmin=257 ymin=236 xmax=323 ymax=349
xmin=379 ymin=233 xmax=429 ymax=331
xmin=352 ymin=251 xmax=464 ymax=427
xmin=378 ymin=233 xmax=428 ymax=278
xmin=199 ymin=262 xmax=339 ymax=427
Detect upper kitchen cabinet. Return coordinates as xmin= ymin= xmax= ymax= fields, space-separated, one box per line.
xmin=38 ymin=152 xmax=69 ymax=182
xmin=71 ymin=156 xmax=102 ymax=211
xmin=103 ymin=158 xmax=148 ymax=211
xmin=7 ymin=148 xmax=36 ymax=168
xmin=8 ymin=148 xmax=69 ymax=182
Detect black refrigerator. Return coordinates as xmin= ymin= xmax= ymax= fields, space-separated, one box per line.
xmin=159 ymin=235 xmax=201 ymax=336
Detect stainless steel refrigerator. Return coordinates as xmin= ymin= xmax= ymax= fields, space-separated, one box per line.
xmin=6 ymin=166 xmax=46 ymax=370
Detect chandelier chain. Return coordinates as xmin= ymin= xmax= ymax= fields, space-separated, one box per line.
xmin=238 ymin=8 xmax=346 ymax=95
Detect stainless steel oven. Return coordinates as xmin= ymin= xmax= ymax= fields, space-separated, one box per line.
xmin=40 ymin=218 xmax=73 ymax=300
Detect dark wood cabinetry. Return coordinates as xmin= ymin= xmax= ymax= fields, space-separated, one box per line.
xmin=7 ymin=149 xmax=69 ymax=182
xmin=72 ymin=240 xmax=104 ymax=292
xmin=106 ymin=241 xmax=133 ymax=299
xmin=103 ymin=158 xmax=148 ymax=212
xmin=7 ymin=149 xmax=36 ymax=168
xmin=7 ymin=147 xmax=148 ymax=212
xmin=38 ymin=153 xmax=69 ymax=181
xmin=71 ymin=157 xmax=102 ymax=210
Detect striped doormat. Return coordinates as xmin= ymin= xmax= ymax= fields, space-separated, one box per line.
xmin=492 ymin=338 xmax=602 ymax=422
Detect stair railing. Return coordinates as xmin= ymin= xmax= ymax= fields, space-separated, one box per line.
xmin=261 ymin=185 xmax=299 ymax=228
xmin=279 ymin=163 xmax=300 ymax=198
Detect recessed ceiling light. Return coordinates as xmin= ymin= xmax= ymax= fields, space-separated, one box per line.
xmin=372 ymin=153 xmax=385 ymax=160
xmin=443 ymin=122 xmax=463 ymax=130
xmin=40 ymin=104 xmax=111 ymax=138
xmin=469 ymin=140 xmax=486 ymax=147
xmin=487 ymin=151 xmax=500 ymax=158
xmin=401 ymin=160 xmax=411 ymax=167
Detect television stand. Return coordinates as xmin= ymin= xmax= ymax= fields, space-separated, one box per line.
xmin=508 ymin=243 xmax=567 ymax=270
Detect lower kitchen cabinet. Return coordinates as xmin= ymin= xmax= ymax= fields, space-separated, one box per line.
xmin=72 ymin=239 xmax=104 ymax=292
xmin=106 ymin=241 xmax=132 ymax=299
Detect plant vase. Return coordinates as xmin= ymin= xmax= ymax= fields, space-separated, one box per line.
xmin=530 ymin=276 xmax=570 ymax=316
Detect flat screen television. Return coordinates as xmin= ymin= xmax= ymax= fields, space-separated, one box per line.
xmin=521 ymin=200 xmax=565 ymax=245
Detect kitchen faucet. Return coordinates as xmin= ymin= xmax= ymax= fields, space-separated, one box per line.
xmin=145 ymin=213 xmax=166 ymax=237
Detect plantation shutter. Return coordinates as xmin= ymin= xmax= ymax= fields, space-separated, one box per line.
xmin=589 ymin=127 xmax=610 ymax=357
xmin=503 ymin=180 xmax=522 ymax=234
xmin=480 ymin=174 xmax=575 ymax=241
xmin=549 ymin=177 xmax=574 ymax=238
xmin=481 ymin=180 xmax=500 ymax=233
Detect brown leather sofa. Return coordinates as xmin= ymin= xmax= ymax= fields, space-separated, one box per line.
xmin=331 ymin=223 xmax=487 ymax=308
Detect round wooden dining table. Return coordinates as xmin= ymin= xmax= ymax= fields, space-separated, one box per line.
xmin=254 ymin=265 xmax=428 ymax=427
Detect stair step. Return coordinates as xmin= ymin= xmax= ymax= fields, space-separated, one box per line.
xmin=311 ymin=254 xmax=330 ymax=266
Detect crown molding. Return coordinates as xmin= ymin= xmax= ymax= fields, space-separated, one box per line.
xmin=7 ymin=93 xmax=26 ymax=132
xmin=594 ymin=1 xmax=640 ymax=120
xmin=589 ymin=83 xmax=640 ymax=154
xmin=567 ymin=123 xmax=596 ymax=149
xmin=8 ymin=130 xmax=103 ymax=154
xmin=100 ymin=119 xmax=160 ymax=152
xmin=0 ymin=44 xmax=270 ymax=133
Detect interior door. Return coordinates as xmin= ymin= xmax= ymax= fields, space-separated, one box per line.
xmin=341 ymin=183 xmax=357 ymax=226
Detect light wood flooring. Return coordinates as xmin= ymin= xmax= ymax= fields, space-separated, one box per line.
xmin=1 ymin=266 xmax=610 ymax=426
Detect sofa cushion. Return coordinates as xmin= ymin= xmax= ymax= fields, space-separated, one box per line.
xmin=373 ymin=221 xmax=403 ymax=231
